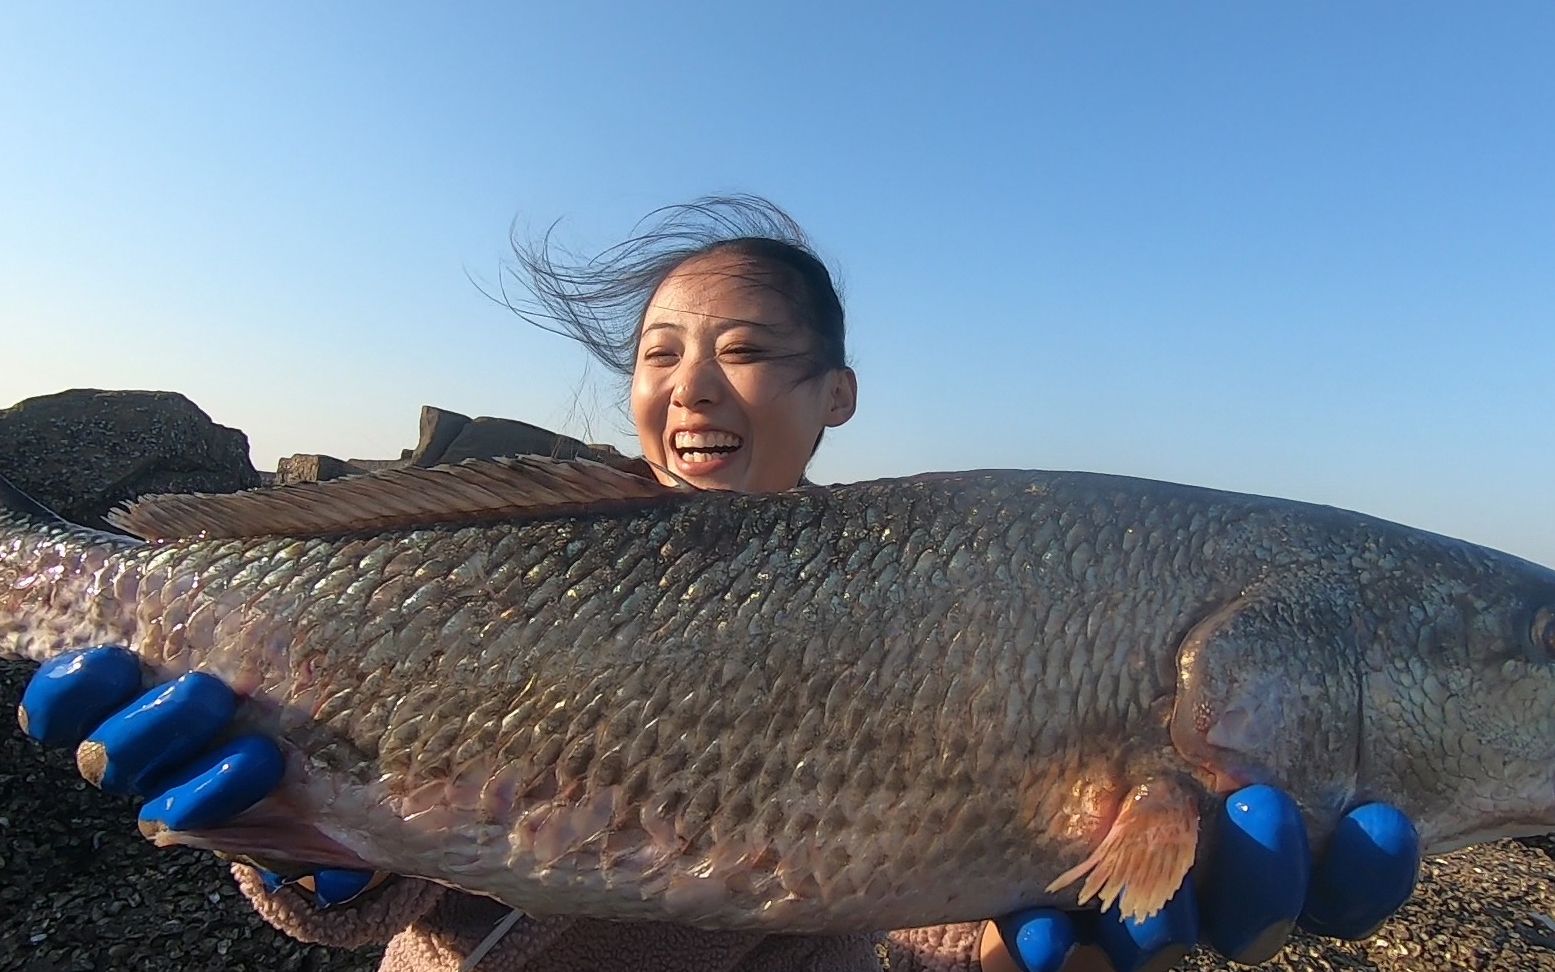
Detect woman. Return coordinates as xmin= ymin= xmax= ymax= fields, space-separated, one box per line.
xmin=19 ymin=196 xmax=1419 ymax=972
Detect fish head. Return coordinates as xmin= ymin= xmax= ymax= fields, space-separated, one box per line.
xmin=1359 ymin=541 xmax=1555 ymax=855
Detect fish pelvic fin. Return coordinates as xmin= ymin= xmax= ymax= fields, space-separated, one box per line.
xmin=1045 ymin=775 xmax=1200 ymax=923
xmin=109 ymin=455 xmax=691 ymax=540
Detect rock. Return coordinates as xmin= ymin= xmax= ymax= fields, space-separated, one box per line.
xmin=441 ymin=416 xmax=618 ymax=464
xmin=407 ymin=404 xmax=627 ymax=467
xmin=407 ymin=405 xmax=472 ymax=466
xmin=274 ymin=455 xmax=404 ymax=485
xmin=343 ymin=458 xmax=408 ymax=474
xmin=0 ymin=389 xmax=259 ymax=528
xmin=274 ymin=453 xmax=368 ymax=485
xmin=271 ymin=406 xmax=632 ymax=484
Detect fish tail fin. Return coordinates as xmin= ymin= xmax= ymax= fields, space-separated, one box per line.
xmin=0 ymin=473 xmax=141 ymax=664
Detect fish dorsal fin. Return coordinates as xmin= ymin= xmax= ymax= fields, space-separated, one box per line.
xmin=108 ymin=456 xmax=686 ymax=541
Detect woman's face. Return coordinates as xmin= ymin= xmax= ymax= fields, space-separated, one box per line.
xmin=631 ymin=251 xmax=857 ymax=493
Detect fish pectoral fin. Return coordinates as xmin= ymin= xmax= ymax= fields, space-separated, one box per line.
xmin=1045 ymin=775 xmax=1199 ymax=923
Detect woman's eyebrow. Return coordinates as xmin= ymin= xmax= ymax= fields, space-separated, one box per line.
xmin=644 ymin=307 xmax=794 ymax=332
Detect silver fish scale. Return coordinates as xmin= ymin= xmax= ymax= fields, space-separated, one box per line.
xmin=9 ymin=469 xmax=1555 ymax=932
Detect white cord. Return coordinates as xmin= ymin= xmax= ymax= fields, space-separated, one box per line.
xmin=459 ymin=908 xmax=524 ymax=972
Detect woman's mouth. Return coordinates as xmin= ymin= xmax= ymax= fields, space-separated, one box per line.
xmin=672 ymin=429 xmax=743 ymax=467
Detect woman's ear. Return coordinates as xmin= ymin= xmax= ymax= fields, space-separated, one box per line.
xmin=826 ymin=367 xmax=858 ymax=427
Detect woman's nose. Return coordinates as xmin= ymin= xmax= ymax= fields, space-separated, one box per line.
xmin=671 ymin=357 xmax=722 ymax=407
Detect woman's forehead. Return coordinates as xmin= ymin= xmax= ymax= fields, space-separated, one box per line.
xmin=645 ymin=260 xmax=807 ymax=334
xmin=657 ymin=257 xmax=791 ymax=299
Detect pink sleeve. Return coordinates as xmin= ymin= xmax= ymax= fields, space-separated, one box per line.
xmin=231 ymin=863 xmax=445 ymax=949
xmin=884 ymin=923 xmax=984 ymax=972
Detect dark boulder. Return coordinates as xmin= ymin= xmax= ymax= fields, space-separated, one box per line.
xmin=0 ymin=389 xmax=260 ymax=528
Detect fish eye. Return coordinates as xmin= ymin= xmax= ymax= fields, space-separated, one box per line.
xmin=1534 ymin=607 xmax=1555 ymax=657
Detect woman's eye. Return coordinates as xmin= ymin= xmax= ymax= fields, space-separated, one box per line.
xmin=720 ymin=346 xmax=763 ymax=360
xmin=641 ymin=348 xmax=677 ymax=364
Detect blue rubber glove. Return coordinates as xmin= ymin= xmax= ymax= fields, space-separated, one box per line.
xmin=996 ymin=785 xmax=1420 ymax=971
xmin=18 ymin=645 xmax=379 ymax=908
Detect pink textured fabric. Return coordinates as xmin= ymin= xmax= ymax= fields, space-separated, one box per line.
xmin=885 ymin=924 xmax=984 ymax=972
xmin=233 ymin=866 xmax=983 ymax=971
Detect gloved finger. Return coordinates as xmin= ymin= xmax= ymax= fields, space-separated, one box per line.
xmin=138 ymin=733 xmax=284 ymax=833
xmin=992 ymin=907 xmax=1079 ymax=972
xmin=1200 ymin=784 xmax=1310 ymax=964
xmin=312 ymin=869 xmax=385 ymax=908
xmin=1091 ymin=881 xmax=1198 ymax=972
xmin=1299 ymin=802 xmax=1419 ymax=939
xmin=77 ymin=672 xmax=237 ymax=795
xmin=18 ymin=646 xmax=142 ymax=747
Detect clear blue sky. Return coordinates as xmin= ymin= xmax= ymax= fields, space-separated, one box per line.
xmin=3 ymin=4 xmax=1552 ymax=565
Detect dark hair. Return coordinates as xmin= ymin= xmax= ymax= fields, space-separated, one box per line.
xmin=503 ymin=195 xmax=848 ymax=381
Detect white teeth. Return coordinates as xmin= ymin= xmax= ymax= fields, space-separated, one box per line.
xmin=680 ymin=451 xmax=724 ymax=464
xmin=673 ymin=430 xmax=742 ymax=450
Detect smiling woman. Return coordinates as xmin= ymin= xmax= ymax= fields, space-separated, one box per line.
xmin=506 ymin=196 xmax=857 ymax=493
xmin=632 ymin=247 xmax=857 ymax=492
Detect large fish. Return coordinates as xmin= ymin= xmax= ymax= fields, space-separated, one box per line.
xmin=4 ymin=457 xmax=1555 ymax=933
